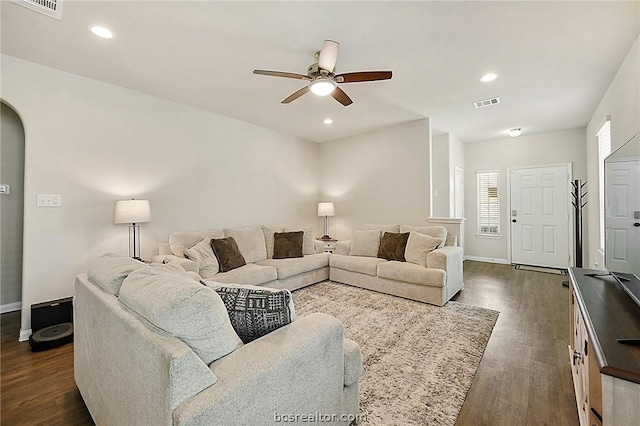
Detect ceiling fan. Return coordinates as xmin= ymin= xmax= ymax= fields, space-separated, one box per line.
xmin=253 ymin=40 xmax=392 ymax=106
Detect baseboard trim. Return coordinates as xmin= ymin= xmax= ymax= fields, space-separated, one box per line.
xmin=19 ymin=328 xmax=32 ymax=342
xmin=1 ymin=301 xmax=21 ymax=314
xmin=465 ymin=256 xmax=510 ymax=265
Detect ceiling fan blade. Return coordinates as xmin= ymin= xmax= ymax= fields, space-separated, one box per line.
xmin=318 ymin=40 xmax=339 ymax=72
xmin=335 ymin=71 xmax=393 ymax=83
xmin=281 ymin=86 xmax=310 ymax=104
xmin=331 ymin=87 xmax=353 ymax=106
xmin=253 ymin=70 xmax=310 ymax=80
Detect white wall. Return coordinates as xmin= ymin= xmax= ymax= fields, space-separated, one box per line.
xmin=432 ymin=133 xmax=450 ymax=217
xmin=585 ymin=35 xmax=640 ymax=270
xmin=1 ymin=55 xmax=321 ymax=337
xmin=464 ymin=128 xmax=587 ymax=263
xmin=319 ymin=119 xmax=432 ymax=240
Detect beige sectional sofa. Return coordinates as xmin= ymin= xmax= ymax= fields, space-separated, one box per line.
xmin=152 ymin=224 xmax=329 ymax=291
xmin=75 ymin=255 xmax=362 ymax=425
xmin=330 ymin=224 xmax=464 ymax=306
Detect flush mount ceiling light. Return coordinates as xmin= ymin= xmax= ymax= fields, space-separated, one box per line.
xmin=323 ymin=118 xmax=334 ymax=125
xmin=480 ymin=73 xmax=498 ymax=83
xmin=309 ymin=78 xmax=337 ymax=96
xmin=509 ymin=128 xmax=523 ymax=137
xmin=89 ymin=25 xmax=114 ymax=39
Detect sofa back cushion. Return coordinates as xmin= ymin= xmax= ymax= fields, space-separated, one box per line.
xmin=404 ymin=231 xmax=442 ymax=266
xmin=119 ymin=266 xmax=243 ymax=365
xmin=349 ymin=230 xmax=381 ymax=257
xmin=224 ymin=226 xmax=268 ymax=263
xmin=88 ymin=254 xmax=147 ymax=296
xmin=399 ymin=225 xmax=447 ymax=248
xmin=363 ymin=223 xmax=400 ymax=233
xmin=284 ymin=226 xmax=315 ymax=255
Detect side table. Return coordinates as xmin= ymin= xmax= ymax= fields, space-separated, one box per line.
xmin=316 ymin=238 xmax=338 ymax=253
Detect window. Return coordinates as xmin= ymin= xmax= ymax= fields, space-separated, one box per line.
xmin=597 ymin=120 xmax=611 ymax=251
xmin=477 ymin=171 xmax=500 ymax=235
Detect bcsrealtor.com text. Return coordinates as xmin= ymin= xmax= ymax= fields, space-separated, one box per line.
xmin=274 ymin=412 xmax=366 ymax=423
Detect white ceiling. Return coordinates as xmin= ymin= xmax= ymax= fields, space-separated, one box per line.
xmin=2 ymin=1 xmax=639 ymax=143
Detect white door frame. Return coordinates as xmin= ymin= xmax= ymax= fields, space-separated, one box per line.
xmin=506 ymin=162 xmax=574 ymax=266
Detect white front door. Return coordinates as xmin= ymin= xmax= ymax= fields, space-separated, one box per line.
xmin=510 ymin=165 xmax=570 ymax=268
xmin=605 ymin=158 xmax=640 ymax=273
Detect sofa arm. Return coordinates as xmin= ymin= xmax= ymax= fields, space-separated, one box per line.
xmin=314 ymin=239 xmax=325 ymax=254
xmin=427 ymin=246 xmax=464 ymax=298
xmin=343 ymin=338 xmax=362 ymax=387
xmin=173 ymin=313 xmax=352 ymax=425
xmin=335 ymin=240 xmax=351 ymax=256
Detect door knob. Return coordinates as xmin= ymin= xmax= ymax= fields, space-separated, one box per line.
xmin=512 ymin=219 xmax=517 ymax=223
xmin=634 ymin=223 xmax=640 ymax=227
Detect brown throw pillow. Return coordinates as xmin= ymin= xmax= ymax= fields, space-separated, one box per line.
xmin=210 ymin=237 xmax=246 ymax=273
xmin=273 ymin=231 xmax=304 ymax=259
xmin=377 ymin=232 xmax=410 ymax=262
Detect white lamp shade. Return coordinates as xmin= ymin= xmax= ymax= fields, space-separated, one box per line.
xmin=114 ymin=199 xmax=151 ymax=224
xmin=317 ymin=202 xmax=335 ymax=217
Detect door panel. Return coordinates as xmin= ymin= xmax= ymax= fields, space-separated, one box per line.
xmin=511 ymin=165 xmax=570 ymax=268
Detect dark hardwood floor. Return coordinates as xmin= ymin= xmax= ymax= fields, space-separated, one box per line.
xmin=1 ymin=260 xmax=578 ymax=425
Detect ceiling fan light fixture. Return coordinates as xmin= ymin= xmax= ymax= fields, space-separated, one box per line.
xmin=309 ymin=78 xmax=337 ymax=96
xmin=509 ymin=128 xmax=523 ymax=137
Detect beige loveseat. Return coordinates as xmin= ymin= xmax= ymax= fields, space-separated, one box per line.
xmin=152 ymin=224 xmax=329 ymax=291
xmin=75 ymin=255 xmax=362 ymax=425
xmin=330 ymin=224 xmax=464 ymax=306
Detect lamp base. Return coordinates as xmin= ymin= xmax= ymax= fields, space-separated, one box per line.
xmin=320 ymin=235 xmax=333 ymax=240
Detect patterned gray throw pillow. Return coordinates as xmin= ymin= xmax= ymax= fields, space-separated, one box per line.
xmin=213 ymin=286 xmax=294 ymax=343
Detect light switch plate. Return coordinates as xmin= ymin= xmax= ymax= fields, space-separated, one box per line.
xmin=0 ymin=184 xmax=9 ymax=195
xmin=37 ymin=194 xmax=62 ymax=207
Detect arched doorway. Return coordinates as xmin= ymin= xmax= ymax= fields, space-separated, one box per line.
xmin=1 ymin=101 xmax=25 ymax=313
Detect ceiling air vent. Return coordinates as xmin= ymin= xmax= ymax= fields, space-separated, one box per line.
xmin=473 ymin=97 xmax=500 ymax=109
xmin=12 ymin=0 xmax=63 ymax=20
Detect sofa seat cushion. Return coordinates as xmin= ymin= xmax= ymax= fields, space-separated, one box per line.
xmin=377 ymin=261 xmax=446 ymax=287
xmin=211 ymin=263 xmax=278 ymax=286
xmin=256 ymin=253 xmax=330 ymax=280
xmin=330 ymin=254 xmax=387 ymax=276
xmin=119 ymin=265 xmax=243 ymax=365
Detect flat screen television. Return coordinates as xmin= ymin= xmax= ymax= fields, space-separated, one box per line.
xmin=603 ymin=131 xmax=640 ymax=344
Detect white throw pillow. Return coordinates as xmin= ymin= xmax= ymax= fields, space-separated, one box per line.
xmin=399 ymin=225 xmax=447 ymax=248
xmin=119 ymin=266 xmax=243 ymax=365
xmin=183 ymin=239 xmax=220 ymax=279
xmin=168 ymin=232 xmax=205 ymax=258
xmin=405 ymin=231 xmax=442 ymax=266
xmin=349 ymin=230 xmax=381 ymax=257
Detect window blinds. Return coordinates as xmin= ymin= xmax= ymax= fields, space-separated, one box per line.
xmin=477 ymin=171 xmax=500 ymax=234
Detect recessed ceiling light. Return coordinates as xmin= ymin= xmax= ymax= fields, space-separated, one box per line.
xmin=323 ymin=118 xmax=334 ymax=125
xmin=89 ymin=25 xmax=114 ymax=39
xmin=480 ymin=73 xmax=498 ymax=83
xmin=509 ymin=128 xmax=523 ymax=137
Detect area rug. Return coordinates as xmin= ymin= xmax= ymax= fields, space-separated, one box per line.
xmin=292 ymin=281 xmax=499 ymax=426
